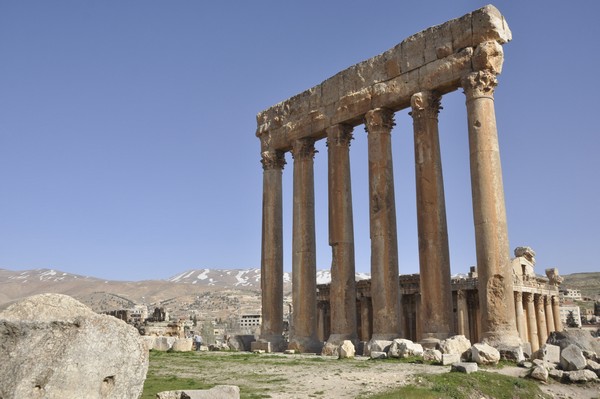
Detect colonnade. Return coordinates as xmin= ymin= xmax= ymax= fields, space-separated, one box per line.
xmin=257 ymin=5 xmax=516 ymax=352
xmin=514 ymin=292 xmax=563 ymax=352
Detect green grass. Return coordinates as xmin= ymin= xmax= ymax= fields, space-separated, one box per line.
xmin=361 ymin=371 xmax=550 ymax=399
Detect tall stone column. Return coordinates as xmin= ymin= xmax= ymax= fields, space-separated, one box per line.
xmin=410 ymin=91 xmax=454 ymax=344
xmin=456 ymin=290 xmax=469 ymax=337
xmin=514 ymin=291 xmax=527 ymax=343
xmin=364 ymin=108 xmax=401 ymax=340
xmin=544 ymin=295 xmax=554 ymax=336
xmin=535 ymin=294 xmax=548 ymax=348
xmin=523 ymin=292 xmax=539 ymax=353
xmin=461 ymin=51 xmax=520 ymax=347
xmin=325 ymin=124 xmax=358 ymax=346
xmin=288 ymin=138 xmax=322 ymax=353
xmin=551 ymin=296 xmax=563 ymax=332
xmin=259 ymin=150 xmax=286 ymax=350
xmin=359 ymin=296 xmax=372 ymax=341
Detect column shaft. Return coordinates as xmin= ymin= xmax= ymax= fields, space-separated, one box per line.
xmin=544 ymin=295 xmax=554 ymax=336
xmin=260 ymin=150 xmax=286 ymax=349
xmin=326 ymin=124 xmax=357 ymax=344
xmin=410 ymin=91 xmax=453 ymax=342
xmin=524 ymin=292 xmax=539 ymax=353
xmin=462 ymin=70 xmax=519 ymax=346
xmin=535 ymin=294 xmax=548 ymax=348
xmin=552 ymin=296 xmax=563 ymax=332
xmin=364 ymin=108 xmax=401 ymax=339
xmin=289 ymin=138 xmax=321 ymax=353
xmin=514 ymin=291 xmax=527 ymax=343
xmin=457 ymin=290 xmax=469 ymax=337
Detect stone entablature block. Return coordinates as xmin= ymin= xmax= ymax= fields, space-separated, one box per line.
xmin=256 ymin=5 xmax=511 ymax=151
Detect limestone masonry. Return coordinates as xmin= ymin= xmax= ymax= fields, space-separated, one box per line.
xmin=257 ymin=5 xmax=520 ymax=352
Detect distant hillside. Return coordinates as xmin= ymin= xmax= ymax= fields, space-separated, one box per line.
xmin=561 ymin=272 xmax=600 ymax=300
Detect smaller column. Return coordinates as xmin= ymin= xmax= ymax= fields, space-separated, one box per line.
xmin=514 ymin=291 xmax=527 ymax=343
xmin=523 ymin=292 xmax=539 ymax=353
xmin=535 ymin=294 xmax=548 ymax=348
xmin=456 ymin=290 xmax=469 ymax=337
xmin=551 ymin=296 xmax=563 ymax=332
xmin=544 ymin=295 xmax=554 ymax=336
xmin=359 ymin=297 xmax=372 ymax=341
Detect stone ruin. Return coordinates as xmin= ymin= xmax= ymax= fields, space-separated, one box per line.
xmin=256 ymin=5 xmax=519 ymax=352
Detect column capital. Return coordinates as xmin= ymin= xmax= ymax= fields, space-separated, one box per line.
xmin=514 ymin=291 xmax=523 ymax=303
xmin=291 ymin=138 xmax=317 ymax=160
xmin=261 ymin=150 xmax=286 ymax=170
xmin=522 ymin=292 xmax=533 ymax=303
xmin=409 ymin=91 xmax=442 ymax=121
xmin=534 ymin=294 xmax=544 ymax=307
xmin=551 ymin=295 xmax=560 ymax=306
xmin=457 ymin=289 xmax=466 ymax=300
xmin=326 ymin=124 xmax=354 ymax=147
xmin=461 ymin=70 xmax=498 ymax=99
xmin=364 ymin=108 xmax=395 ymax=133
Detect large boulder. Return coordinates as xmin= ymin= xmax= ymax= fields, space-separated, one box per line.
xmin=0 ymin=293 xmax=148 ymax=399
xmin=439 ymin=335 xmax=472 ymax=360
xmin=560 ymin=344 xmax=587 ymax=371
xmin=538 ymin=343 xmax=561 ymax=364
xmin=338 ymin=340 xmax=355 ymax=359
xmin=171 ymin=338 xmax=194 ymax=352
xmin=471 ymin=343 xmax=500 ymax=365
xmin=157 ymin=385 xmax=240 ymax=399
xmin=547 ymin=330 xmax=600 ymax=355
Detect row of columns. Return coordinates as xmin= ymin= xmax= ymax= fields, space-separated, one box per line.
xmin=260 ymin=68 xmax=520 ymax=351
xmin=515 ymin=292 xmax=563 ymax=352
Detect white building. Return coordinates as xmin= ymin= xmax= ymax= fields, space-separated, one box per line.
xmin=240 ymin=314 xmax=261 ymax=328
xmin=560 ymin=305 xmax=582 ymax=327
xmin=560 ymin=289 xmax=582 ymax=301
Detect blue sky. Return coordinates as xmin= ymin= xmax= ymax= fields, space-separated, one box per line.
xmin=1 ymin=1 xmax=598 ymax=281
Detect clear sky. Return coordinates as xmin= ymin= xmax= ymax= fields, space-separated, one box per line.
xmin=1 ymin=1 xmax=599 ymax=281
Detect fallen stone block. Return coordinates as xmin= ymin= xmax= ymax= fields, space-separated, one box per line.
xmin=157 ymin=385 xmax=240 ymax=399
xmin=548 ymin=369 xmax=564 ymax=381
xmin=439 ymin=335 xmax=471 ymax=360
xmin=171 ymin=338 xmax=193 ymax=352
xmin=565 ymin=369 xmax=598 ymax=383
xmin=560 ymin=344 xmax=587 ymax=371
xmin=370 ymin=351 xmax=387 ymax=359
xmin=471 ymin=342 xmax=500 ymax=365
xmin=388 ymin=338 xmax=423 ymax=358
xmin=538 ymin=343 xmax=560 ymax=364
xmin=529 ymin=365 xmax=548 ymax=382
xmin=451 ymin=362 xmax=478 ymax=374
xmin=442 ymin=353 xmax=461 ymax=365
xmin=423 ymin=348 xmax=442 ymax=364
xmin=339 ymin=340 xmax=355 ymax=359
xmin=250 ymin=341 xmax=271 ymax=353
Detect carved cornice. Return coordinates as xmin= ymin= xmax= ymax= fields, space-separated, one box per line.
xmin=261 ymin=150 xmax=286 ymax=171
xmin=326 ymin=124 xmax=354 ymax=148
xmin=461 ymin=70 xmax=498 ymax=98
xmin=409 ymin=91 xmax=442 ymax=121
xmin=291 ymin=138 xmax=317 ymax=160
xmin=364 ymin=108 xmax=396 ymax=134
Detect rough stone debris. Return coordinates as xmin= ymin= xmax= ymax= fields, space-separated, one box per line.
xmin=156 ymin=385 xmax=240 ymax=399
xmin=442 ymin=353 xmax=461 ymax=366
xmin=423 ymin=348 xmax=443 ymax=363
xmin=547 ymin=330 xmax=600 ymax=354
xmin=171 ymin=338 xmax=193 ymax=352
xmin=370 ymin=351 xmax=387 ymax=359
xmin=539 ymin=343 xmax=561 ymax=364
xmin=565 ymin=369 xmax=598 ymax=383
xmin=560 ymin=344 xmax=588 ymax=371
xmin=529 ymin=365 xmax=549 ymax=382
xmin=471 ymin=342 xmax=501 ymax=365
xmin=388 ymin=339 xmax=424 ymax=358
xmin=0 ymin=293 xmax=148 ymax=399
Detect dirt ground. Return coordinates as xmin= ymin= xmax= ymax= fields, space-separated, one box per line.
xmin=150 ymin=351 xmax=600 ymax=399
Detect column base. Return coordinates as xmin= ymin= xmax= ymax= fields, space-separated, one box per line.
xmin=419 ymin=332 xmax=451 ymax=349
xmin=480 ymin=329 xmax=522 ymax=348
xmin=322 ymin=333 xmax=358 ymax=356
xmin=257 ymin=334 xmax=286 ymax=353
xmin=287 ymin=336 xmax=323 ymax=354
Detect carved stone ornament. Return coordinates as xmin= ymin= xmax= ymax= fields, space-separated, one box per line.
xmin=409 ymin=91 xmax=442 ymax=120
xmin=291 ymin=138 xmax=317 ymax=160
xmin=522 ymin=292 xmax=533 ymax=303
xmin=461 ymin=70 xmax=498 ymax=98
xmin=326 ymin=124 xmax=354 ymax=147
xmin=364 ymin=108 xmax=396 ymax=133
xmin=260 ymin=150 xmax=286 ymax=170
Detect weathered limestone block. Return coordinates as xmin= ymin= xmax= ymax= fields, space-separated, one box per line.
xmin=370 ymin=351 xmax=387 ymax=359
xmin=171 ymin=338 xmax=193 ymax=352
xmin=560 ymin=344 xmax=587 ymax=371
xmin=471 ymin=343 xmax=500 ymax=365
xmin=548 ymin=369 xmax=564 ymax=381
xmin=367 ymin=339 xmax=393 ymax=355
xmin=0 ymin=293 xmax=148 ymax=399
xmin=339 ymin=340 xmax=355 ymax=359
xmin=388 ymin=339 xmax=424 ymax=358
xmin=442 ymin=353 xmax=461 ymax=366
xmin=451 ymin=362 xmax=478 ymax=374
xmin=565 ymin=369 xmax=598 ymax=383
xmin=539 ymin=343 xmax=561 ymax=364
xmin=529 ymin=365 xmax=549 ymax=382
xmin=439 ymin=335 xmax=472 ymax=360
xmin=250 ymin=341 xmax=271 ymax=353
xmin=156 ymin=385 xmax=240 ymax=399
xmin=548 ymin=330 xmax=600 ymax=354
xmin=154 ymin=336 xmax=177 ymax=351
xmin=322 ymin=342 xmax=339 ymax=357
xmin=497 ymin=344 xmax=525 ymax=362
xmin=141 ymin=335 xmax=155 ymax=350
xmin=423 ymin=348 xmax=443 ymax=364
xmin=227 ymin=335 xmax=255 ymax=352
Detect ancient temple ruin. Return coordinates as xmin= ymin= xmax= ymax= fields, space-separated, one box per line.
xmin=257 ymin=5 xmax=519 ymax=352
